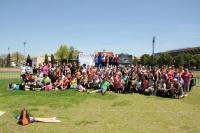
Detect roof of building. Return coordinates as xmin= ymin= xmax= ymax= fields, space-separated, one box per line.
xmin=155 ymin=46 xmax=200 ymax=55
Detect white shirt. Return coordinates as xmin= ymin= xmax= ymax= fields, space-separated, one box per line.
xmin=20 ymin=66 xmax=26 ymax=74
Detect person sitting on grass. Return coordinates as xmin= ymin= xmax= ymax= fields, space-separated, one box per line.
xmin=140 ymin=75 xmax=149 ymax=94
xmin=61 ymin=76 xmax=70 ymax=90
xmin=54 ymin=76 xmax=63 ymax=90
xmin=113 ymin=72 xmax=124 ymax=93
xmin=156 ymin=79 xmax=167 ymax=97
xmin=93 ymin=74 xmax=101 ymax=89
xmin=122 ymin=71 xmax=129 ymax=93
xmin=77 ymin=83 xmax=87 ymax=92
xmin=144 ymin=74 xmax=154 ymax=95
xmin=20 ymin=63 xmax=26 ymax=81
xmin=135 ymin=75 xmax=142 ymax=93
xmin=88 ymin=77 xmax=110 ymax=95
xmin=70 ymin=74 xmax=78 ymax=89
xmin=42 ymin=74 xmax=52 ymax=91
xmin=164 ymin=79 xmax=174 ymax=97
xmin=80 ymin=72 xmax=89 ymax=88
xmin=172 ymin=79 xmax=184 ymax=98
xmin=24 ymin=72 xmax=31 ymax=83
xmin=76 ymin=69 xmax=82 ymax=84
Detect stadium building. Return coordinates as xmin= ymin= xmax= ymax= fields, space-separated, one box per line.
xmin=155 ymin=46 xmax=200 ymax=56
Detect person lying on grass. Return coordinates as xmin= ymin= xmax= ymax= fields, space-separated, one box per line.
xmin=88 ymin=77 xmax=111 ymax=95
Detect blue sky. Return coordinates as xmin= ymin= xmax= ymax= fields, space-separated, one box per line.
xmin=0 ymin=0 xmax=200 ymax=57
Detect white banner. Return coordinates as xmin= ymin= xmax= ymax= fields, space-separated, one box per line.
xmin=79 ymin=53 xmax=95 ymax=66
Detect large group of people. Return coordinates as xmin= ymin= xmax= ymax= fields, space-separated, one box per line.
xmin=95 ymin=53 xmax=120 ymax=67
xmin=9 ymin=61 xmax=195 ymax=98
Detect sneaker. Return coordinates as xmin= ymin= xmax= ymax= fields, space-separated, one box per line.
xmin=179 ymin=95 xmax=184 ymax=98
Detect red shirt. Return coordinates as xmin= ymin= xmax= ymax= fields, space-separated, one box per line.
xmin=181 ymin=72 xmax=191 ymax=84
xmin=114 ymin=57 xmax=120 ymax=63
xmin=167 ymin=70 xmax=174 ymax=81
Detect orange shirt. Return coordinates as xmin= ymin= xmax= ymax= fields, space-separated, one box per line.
xmin=76 ymin=72 xmax=81 ymax=79
xmin=142 ymin=79 xmax=149 ymax=89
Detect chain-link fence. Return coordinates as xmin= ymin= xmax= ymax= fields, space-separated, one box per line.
xmin=0 ymin=68 xmax=21 ymax=80
xmin=194 ymin=77 xmax=200 ymax=87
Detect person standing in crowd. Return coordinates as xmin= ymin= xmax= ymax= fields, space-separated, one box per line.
xmin=95 ymin=54 xmax=99 ymax=67
xmin=114 ymin=54 xmax=120 ymax=67
xmin=20 ymin=63 xmax=26 ymax=81
xmin=70 ymin=62 xmax=77 ymax=75
xmin=33 ymin=64 xmax=38 ymax=75
xmin=181 ymin=68 xmax=191 ymax=96
xmin=40 ymin=63 xmax=49 ymax=76
xmin=109 ymin=55 xmax=113 ymax=66
xmin=98 ymin=53 xmax=103 ymax=68
xmin=25 ymin=63 xmax=32 ymax=74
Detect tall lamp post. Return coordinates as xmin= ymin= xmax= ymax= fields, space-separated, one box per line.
xmin=8 ymin=47 xmax=10 ymax=54
xmin=152 ymin=36 xmax=156 ymax=66
xmin=152 ymin=36 xmax=156 ymax=56
xmin=23 ymin=42 xmax=26 ymax=62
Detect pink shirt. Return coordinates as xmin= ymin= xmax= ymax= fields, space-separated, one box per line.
xmin=41 ymin=65 xmax=49 ymax=75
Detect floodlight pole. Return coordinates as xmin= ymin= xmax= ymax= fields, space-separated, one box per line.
xmin=23 ymin=42 xmax=26 ymax=61
xmin=152 ymin=36 xmax=156 ymax=66
xmin=152 ymin=36 xmax=156 ymax=56
xmin=8 ymin=47 xmax=9 ymax=53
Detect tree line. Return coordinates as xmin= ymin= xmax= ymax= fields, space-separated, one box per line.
xmin=44 ymin=45 xmax=79 ymax=64
xmin=1 ymin=45 xmax=200 ymax=70
xmin=133 ymin=53 xmax=200 ymax=70
xmin=0 ymin=45 xmax=79 ymax=67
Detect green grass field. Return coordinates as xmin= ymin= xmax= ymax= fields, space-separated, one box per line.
xmin=0 ymin=77 xmax=200 ymax=132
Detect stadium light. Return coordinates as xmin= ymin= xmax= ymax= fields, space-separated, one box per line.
xmin=152 ymin=36 xmax=156 ymax=56
xmin=8 ymin=47 xmax=10 ymax=54
xmin=23 ymin=42 xmax=26 ymax=60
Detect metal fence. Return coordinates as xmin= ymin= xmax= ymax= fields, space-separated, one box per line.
xmin=0 ymin=71 xmax=20 ymax=80
xmin=194 ymin=77 xmax=200 ymax=87
xmin=0 ymin=68 xmax=20 ymax=80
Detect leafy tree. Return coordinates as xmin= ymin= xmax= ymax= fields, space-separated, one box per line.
xmin=0 ymin=58 xmax=2 ymax=67
xmin=73 ymin=49 xmax=79 ymax=60
xmin=189 ymin=55 xmax=196 ymax=69
xmin=68 ymin=46 xmax=74 ymax=60
xmin=44 ymin=54 xmax=48 ymax=64
xmin=140 ymin=54 xmax=151 ymax=66
xmin=194 ymin=54 xmax=200 ymax=70
xmin=6 ymin=53 xmax=11 ymax=67
xmin=55 ymin=45 xmax=69 ymax=62
xmin=149 ymin=55 xmax=159 ymax=66
xmin=174 ymin=54 xmax=184 ymax=67
xmin=133 ymin=56 xmax=139 ymax=65
xmin=12 ymin=51 xmax=24 ymax=66
xmin=68 ymin=46 xmax=79 ymax=61
xmin=51 ymin=54 xmax=55 ymax=64
xmin=26 ymin=54 xmax=32 ymax=66
xmin=157 ymin=53 xmax=173 ymax=66
xmin=182 ymin=53 xmax=192 ymax=68
xmin=0 ymin=58 xmax=4 ymax=67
